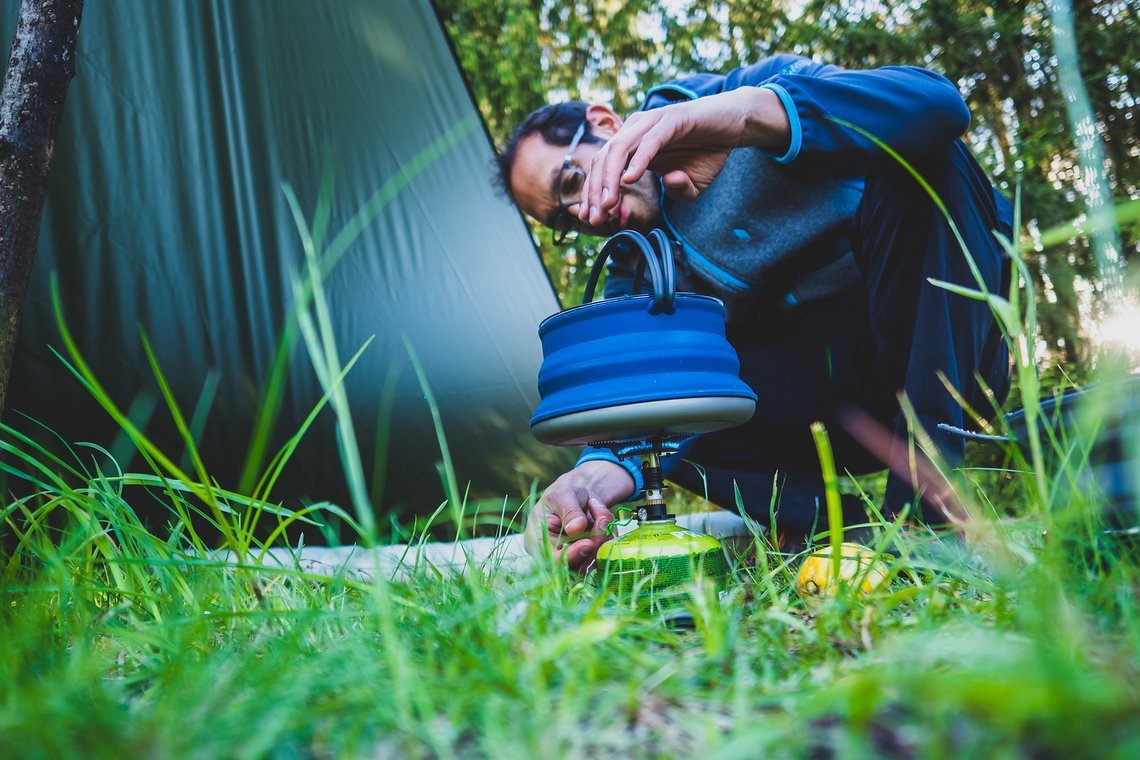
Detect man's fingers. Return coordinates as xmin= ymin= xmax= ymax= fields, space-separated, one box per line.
xmin=581 ymin=113 xmax=663 ymax=225
xmin=543 ymin=484 xmax=592 ymax=541
xmin=567 ymin=499 xmax=616 ymax=572
xmin=661 ymin=169 xmax=699 ymax=200
xmin=564 ymin=539 xmax=593 ymax=571
xmin=554 ymin=505 xmax=588 ymax=538
xmin=564 ymin=534 xmax=610 ymax=573
xmin=577 ymin=143 xmax=603 ymax=222
xmin=581 ymin=141 xmax=618 ymax=225
xmin=621 ymin=120 xmax=674 ymax=186
xmin=595 ymin=135 xmax=639 ymax=219
xmin=585 ymin=498 xmax=614 ymax=533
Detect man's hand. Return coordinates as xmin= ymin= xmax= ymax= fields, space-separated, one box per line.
xmin=523 ymin=459 xmax=636 ymax=573
xmin=579 ymin=87 xmax=790 ymax=227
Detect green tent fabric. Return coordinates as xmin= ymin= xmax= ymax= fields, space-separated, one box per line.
xmin=2 ymin=0 xmax=572 ymax=520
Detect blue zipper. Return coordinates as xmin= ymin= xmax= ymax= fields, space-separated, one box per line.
xmin=659 ymin=183 xmax=753 ymax=293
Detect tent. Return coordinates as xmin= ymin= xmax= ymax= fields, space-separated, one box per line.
xmin=2 ymin=0 xmax=572 ymax=524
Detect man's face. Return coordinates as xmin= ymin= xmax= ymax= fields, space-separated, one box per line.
xmin=509 ymin=121 xmax=662 ymax=239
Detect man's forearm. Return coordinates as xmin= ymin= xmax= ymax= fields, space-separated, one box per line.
xmin=735 ymin=86 xmax=792 ymax=156
xmin=657 ymin=56 xmax=970 ymax=169
xmin=569 ymin=459 xmax=637 ymax=505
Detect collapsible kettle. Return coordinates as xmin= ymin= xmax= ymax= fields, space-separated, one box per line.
xmin=530 ymin=229 xmax=756 ymax=446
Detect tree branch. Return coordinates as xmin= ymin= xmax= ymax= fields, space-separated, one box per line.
xmin=0 ymin=0 xmax=85 ymax=413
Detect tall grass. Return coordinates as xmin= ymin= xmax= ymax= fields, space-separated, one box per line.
xmin=3 ymin=24 xmax=1140 ymax=759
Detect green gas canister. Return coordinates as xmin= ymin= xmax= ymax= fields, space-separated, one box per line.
xmin=597 ymin=516 xmax=726 ymax=612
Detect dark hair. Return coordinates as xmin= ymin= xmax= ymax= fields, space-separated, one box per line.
xmin=493 ymin=101 xmax=604 ymax=203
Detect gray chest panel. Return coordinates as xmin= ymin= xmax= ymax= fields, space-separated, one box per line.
xmin=663 ymin=148 xmax=864 ymax=318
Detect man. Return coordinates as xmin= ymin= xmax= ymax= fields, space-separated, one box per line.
xmin=497 ymin=55 xmax=1012 ymax=571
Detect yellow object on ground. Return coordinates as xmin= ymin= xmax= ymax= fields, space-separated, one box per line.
xmin=795 ymin=542 xmax=889 ymax=602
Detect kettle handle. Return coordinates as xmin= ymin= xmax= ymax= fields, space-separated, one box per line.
xmin=581 ymin=229 xmax=676 ymax=314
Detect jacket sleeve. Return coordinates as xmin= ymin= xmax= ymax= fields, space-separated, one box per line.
xmin=575 ymin=436 xmax=699 ymax=503
xmin=646 ymin=54 xmax=971 ymax=172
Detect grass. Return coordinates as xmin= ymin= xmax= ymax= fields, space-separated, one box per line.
xmin=3 ymin=192 xmax=1138 ymax=759
xmin=4 ymin=36 xmax=1140 ymax=758
xmin=4 ymin=442 xmax=1140 ymax=758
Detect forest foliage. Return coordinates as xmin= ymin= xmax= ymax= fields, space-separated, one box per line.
xmin=436 ymin=0 xmax=1138 ymax=376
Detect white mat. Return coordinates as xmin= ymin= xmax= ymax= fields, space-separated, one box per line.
xmin=242 ymin=510 xmax=760 ymax=581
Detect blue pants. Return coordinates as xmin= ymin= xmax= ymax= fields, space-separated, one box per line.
xmin=670 ymin=141 xmax=1013 ymax=538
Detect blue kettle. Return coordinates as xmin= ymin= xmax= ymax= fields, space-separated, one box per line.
xmin=530 ymin=229 xmax=757 ymax=447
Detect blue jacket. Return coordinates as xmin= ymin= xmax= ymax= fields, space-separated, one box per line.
xmin=577 ymin=55 xmax=983 ymax=497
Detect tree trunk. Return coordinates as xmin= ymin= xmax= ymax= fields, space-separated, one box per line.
xmin=0 ymin=0 xmax=84 ymax=414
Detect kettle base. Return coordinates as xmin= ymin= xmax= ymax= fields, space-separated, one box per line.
xmin=530 ymin=395 xmax=756 ymax=446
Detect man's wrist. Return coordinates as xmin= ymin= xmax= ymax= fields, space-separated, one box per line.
xmin=573 ymin=459 xmax=638 ymax=503
xmin=738 ymin=86 xmax=792 ymax=155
